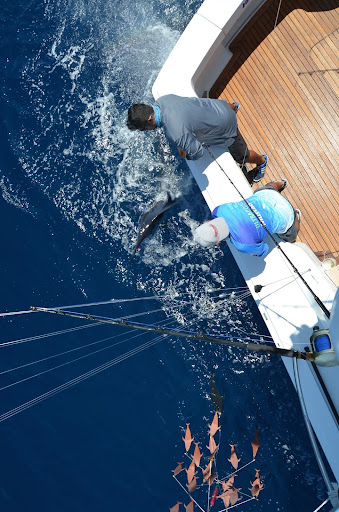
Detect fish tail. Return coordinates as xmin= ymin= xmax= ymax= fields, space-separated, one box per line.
xmin=128 ymin=247 xmax=138 ymax=266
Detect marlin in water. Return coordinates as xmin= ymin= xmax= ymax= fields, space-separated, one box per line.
xmin=129 ymin=192 xmax=179 ymax=264
xmin=210 ymin=376 xmax=224 ymax=414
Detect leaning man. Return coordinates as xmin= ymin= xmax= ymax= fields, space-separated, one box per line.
xmin=194 ymin=180 xmax=301 ymax=257
xmin=127 ymin=94 xmax=268 ymax=183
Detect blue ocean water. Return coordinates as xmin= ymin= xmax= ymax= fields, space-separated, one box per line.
xmin=0 ymin=0 xmax=330 ymax=510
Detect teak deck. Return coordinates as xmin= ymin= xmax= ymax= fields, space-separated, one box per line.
xmin=210 ymin=0 xmax=339 ymax=261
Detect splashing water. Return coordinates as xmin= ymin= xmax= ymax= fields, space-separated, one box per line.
xmin=4 ymin=0 xmax=263 ymax=337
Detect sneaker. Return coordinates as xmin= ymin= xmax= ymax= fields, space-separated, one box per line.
xmin=253 ymin=155 xmax=268 ymax=182
xmin=272 ymin=179 xmax=288 ymax=192
xmin=232 ymin=101 xmax=240 ymax=113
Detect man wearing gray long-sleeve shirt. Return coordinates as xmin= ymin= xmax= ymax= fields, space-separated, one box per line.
xmin=127 ymin=94 xmax=268 ymax=183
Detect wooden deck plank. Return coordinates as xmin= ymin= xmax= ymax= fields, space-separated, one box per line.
xmin=226 ymin=33 xmax=339 ymax=216
xmin=265 ymin=12 xmax=339 ymax=135
xmin=282 ymin=13 xmax=339 ymax=110
xmin=243 ymin=20 xmax=339 ymax=191
xmin=210 ymin=0 xmax=339 ymax=256
xmin=222 ymin=76 xmax=338 ymax=251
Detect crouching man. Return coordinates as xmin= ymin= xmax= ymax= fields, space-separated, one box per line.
xmin=194 ymin=180 xmax=300 ymax=257
xmin=127 ymin=95 xmax=268 ymax=183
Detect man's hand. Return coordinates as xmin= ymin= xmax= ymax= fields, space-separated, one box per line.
xmin=177 ymin=147 xmax=187 ymax=159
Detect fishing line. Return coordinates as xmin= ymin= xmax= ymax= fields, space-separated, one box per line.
xmin=165 ymin=298 xmax=275 ymax=345
xmin=221 ymin=496 xmax=255 ymax=510
xmin=0 ymin=323 xmax=157 ymax=381
xmin=207 ymin=480 xmax=211 ymax=512
xmin=0 ymin=287 xmax=253 ymax=348
xmin=0 ymin=294 xmax=182 ymax=317
xmin=0 ymin=295 xmax=213 ymax=348
xmin=1 ymin=287 xmax=252 ymax=318
xmin=0 ymin=299 xmax=201 ymax=379
xmin=0 ymin=310 xmax=187 ymax=376
xmin=230 ymin=291 xmax=252 ymax=300
xmin=0 ymin=305 xmax=187 ymax=378
xmin=203 ymin=144 xmax=331 ymax=319
xmin=0 ymin=322 xmax=102 ymax=348
xmin=210 ymin=289 xmax=252 ymax=300
xmin=1 ymin=305 xmax=212 ymax=422
xmin=254 ymin=269 xmax=311 ymax=292
xmin=219 ymin=459 xmax=254 ymax=483
xmin=48 ymin=291 xmax=197 ymax=311
xmin=207 ymin=286 xmax=249 ymax=293
xmin=238 ymin=490 xmax=254 ymax=499
xmin=32 ymin=307 xmax=313 ymax=360
xmin=235 ymin=326 xmax=273 ymax=341
xmin=0 ymin=313 xmax=185 ymax=391
xmin=0 ymin=339 xmax=125 ymax=392
xmin=0 ymin=307 xmax=166 ymax=349
xmin=173 ymin=475 xmax=205 ymax=512
xmin=0 ymin=334 xmax=166 ymax=423
xmin=54 ymin=296 xmax=163 ymax=309
xmin=0 ymin=296 xmax=268 ymax=419
xmin=122 ymin=306 xmax=166 ymax=319
xmin=1 ymin=294 xmax=203 ymax=349
xmin=0 ymin=304 xmax=200 ymax=390
xmin=1 ymin=291 xmax=276 ymax=400
xmin=0 ymin=328 xmax=136 ymax=375
xmin=273 ymin=0 xmax=283 ymax=30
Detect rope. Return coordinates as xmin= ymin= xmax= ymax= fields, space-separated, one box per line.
xmin=203 ymin=144 xmax=331 ymax=319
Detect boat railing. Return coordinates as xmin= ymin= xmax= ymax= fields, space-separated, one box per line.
xmin=152 ymin=0 xmax=268 ymax=99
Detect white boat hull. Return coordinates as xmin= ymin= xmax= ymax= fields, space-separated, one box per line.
xmin=153 ymin=0 xmax=339 ymax=489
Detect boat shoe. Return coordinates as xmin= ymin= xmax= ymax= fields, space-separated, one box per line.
xmin=295 ymin=209 xmax=301 ymax=221
xmin=232 ymin=101 xmax=240 ymax=113
xmin=253 ymin=155 xmax=268 ymax=182
xmin=272 ymin=178 xmax=288 ymax=192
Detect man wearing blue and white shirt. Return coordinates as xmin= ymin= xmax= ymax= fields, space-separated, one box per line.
xmin=194 ymin=180 xmax=301 ymax=257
